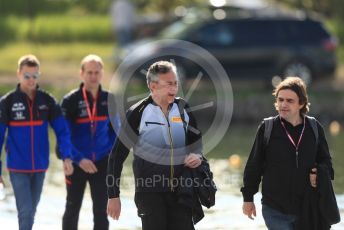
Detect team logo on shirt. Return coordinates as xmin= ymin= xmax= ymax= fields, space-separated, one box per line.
xmin=78 ymin=100 xmax=86 ymax=109
xmin=14 ymin=111 xmax=25 ymax=120
xmin=80 ymin=108 xmax=88 ymax=117
xmin=38 ymin=104 xmax=48 ymax=110
xmin=171 ymin=116 xmax=182 ymax=123
xmin=11 ymin=102 xmax=25 ymax=112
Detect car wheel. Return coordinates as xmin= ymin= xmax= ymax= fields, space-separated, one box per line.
xmin=282 ymin=61 xmax=313 ymax=85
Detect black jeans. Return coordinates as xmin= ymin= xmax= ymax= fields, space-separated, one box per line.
xmin=134 ymin=191 xmax=195 ymax=230
xmin=62 ymin=156 xmax=109 ymax=230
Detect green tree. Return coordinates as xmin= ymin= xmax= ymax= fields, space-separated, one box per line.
xmin=270 ymin=0 xmax=343 ymax=19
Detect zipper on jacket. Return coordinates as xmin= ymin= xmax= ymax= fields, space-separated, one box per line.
xmin=27 ymin=97 xmax=35 ymax=170
xmin=160 ymin=107 xmax=175 ymax=192
xmin=296 ymin=151 xmax=299 ymax=168
xmin=166 ymin=119 xmax=175 ymax=192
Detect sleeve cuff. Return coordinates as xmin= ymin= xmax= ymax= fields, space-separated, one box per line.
xmin=72 ymin=154 xmax=83 ymax=165
xmin=243 ymin=195 xmax=254 ymax=202
xmin=241 ymin=187 xmax=254 ymax=202
xmin=107 ymin=189 xmax=120 ymax=199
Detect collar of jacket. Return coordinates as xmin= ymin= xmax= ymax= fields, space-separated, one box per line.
xmin=79 ymin=82 xmax=103 ymax=92
xmin=279 ymin=115 xmax=305 ymax=128
xmin=148 ymin=94 xmax=178 ymax=110
xmin=16 ymin=83 xmax=40 ymax=93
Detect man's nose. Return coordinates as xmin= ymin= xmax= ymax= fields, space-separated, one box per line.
xmin=170 ymin=86 xmax=178 ymax=92
xmin=281 ymin=101 xmax=288 ymax=107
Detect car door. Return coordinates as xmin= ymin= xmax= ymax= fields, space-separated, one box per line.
xmin=225 ymin=20 xmax=287 ymax=80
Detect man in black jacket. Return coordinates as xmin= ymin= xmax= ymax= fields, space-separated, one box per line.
xmin=106 ymin=61 xmax=203 ymax=230
xmin=241 ymin=77 xmax=334 ymax=230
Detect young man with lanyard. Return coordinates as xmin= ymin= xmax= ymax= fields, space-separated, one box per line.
xmin=107 ymin=61 xmax=203 ymax=230
xmin=61 ymin=54 xmax=120 ymax=230
xmin=0 ymin=54 xmax=73 ymax=230
xmin=241 ymin=77 xmax=334 ymax=229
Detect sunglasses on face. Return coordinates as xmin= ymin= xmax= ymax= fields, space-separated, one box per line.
xmin=23 ymin=72 xmax=40 ymax=80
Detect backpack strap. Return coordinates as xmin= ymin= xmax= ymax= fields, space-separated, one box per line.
xmin=306 ymin=116 xmax=319 ymax=148
xmin=263 ymin=116 xmax=275 ymax=147
xmin=263 ymin=115 xmax=319 ymax=149
xmin=176 ymin=98 xmax=187 ymax=133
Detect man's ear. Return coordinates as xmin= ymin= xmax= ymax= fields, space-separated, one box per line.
xmin=299 ymin=102 xmax=305 ymax=110
xmin=79 ymin=69 xmax=84 ymax=81
xmin=149 ymin=81 xmax=155 ymax=92
xmin=16 ymin=69 xmax=21 ymax=80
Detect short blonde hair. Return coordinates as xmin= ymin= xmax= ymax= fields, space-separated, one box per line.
xmin=80 ymin=54 xmax=104 ymax=71
xmin=18 ymin=54 xmax=40 ymax=70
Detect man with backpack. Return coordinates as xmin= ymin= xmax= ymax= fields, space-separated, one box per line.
xmin=241 ymin=76 xmax=334 ymax=229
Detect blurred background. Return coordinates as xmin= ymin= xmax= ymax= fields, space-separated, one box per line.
xmin=0 ymin=0 xmax=344 ymax=229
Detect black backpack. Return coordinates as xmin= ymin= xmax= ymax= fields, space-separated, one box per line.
xmin=263 ymin=115 xmax=319 ymax=148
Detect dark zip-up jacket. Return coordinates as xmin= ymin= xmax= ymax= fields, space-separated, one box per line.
xmin=107 ymin=96 xmax=202 ymax=198
xmin=60 ymin=83 xmax=120 ymax=164
xmin=0 ymin=85 xmax=72 ymax=175
xmin=241 ymin=115 xmax=333 ymax=215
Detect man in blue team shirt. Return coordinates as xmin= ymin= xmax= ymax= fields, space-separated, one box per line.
xmin=61 ymin=54 xmax=119 ymax=230
xmin=0 ymin=54 xmax=73 ymax=230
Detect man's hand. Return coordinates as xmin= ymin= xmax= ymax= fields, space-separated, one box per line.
xmin=184 ymin=153 xmax=202 ymax=168
xmin=79 ymin=159 xmax=98 ymax=174
xmin=63 ymin=158 xmax=74 ymax=176
xmin=107 ymin=198 xmax=121 ymax=220
xmin=243 ymin=202 xmax=256 ymax=220
xmin=310 ymin=168 xmax=317 ymax=188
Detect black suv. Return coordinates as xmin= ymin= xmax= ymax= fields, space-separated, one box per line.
xmin=120 ymin=14 xmax=337 ymax=84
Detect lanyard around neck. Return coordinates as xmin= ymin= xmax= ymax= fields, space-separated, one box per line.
xmin=280 ymin=116 xmax=306 ymax=152
xmin=82 ymin=86 xmax=98 ymax=134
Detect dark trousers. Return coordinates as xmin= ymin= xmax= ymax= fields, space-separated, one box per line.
xmin=134 ymin=191 xmax=195 ymax=230
xmin=62 ymin=156 xmax=109 ymax=230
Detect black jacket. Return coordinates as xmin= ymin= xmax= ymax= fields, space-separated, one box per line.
xmin=298 ymin=163 xmax=340 ymax=230
xmin=241 ymin=116 xmax=333 ymax=215
xmin=176 ymin=159 xmax=217 ymax=224
xmin=317 ymin=164 xmax=340 ymax=225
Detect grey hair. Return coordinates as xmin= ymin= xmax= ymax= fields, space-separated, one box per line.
xmin=146 ymin=61 xmax=178 ymax=85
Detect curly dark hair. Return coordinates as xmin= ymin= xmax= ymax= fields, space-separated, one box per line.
xmin=273 ymin=76 xmax=310 ymax=115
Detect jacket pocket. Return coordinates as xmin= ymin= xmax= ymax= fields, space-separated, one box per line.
xmin=134 ymin=192 xmax=153 ymax=217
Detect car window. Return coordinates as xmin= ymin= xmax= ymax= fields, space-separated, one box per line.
xmin=159 ymin=20 xmax=192 ymax=39
xmin=283 ymin=20 xmax=330 ymax=43
xmin=190 ymin=22 xmax=234 ymax=47
xmin=164 ymin=18 xmax=330 ymax=48
xmin=230 ymin=20 xmax=286 ymax=46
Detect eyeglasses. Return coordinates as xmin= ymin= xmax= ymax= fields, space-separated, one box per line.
xmin=157 ymin=80 xmax=178 ymax=88
xmin=23 ymin=72 xmax=40 ymax=80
